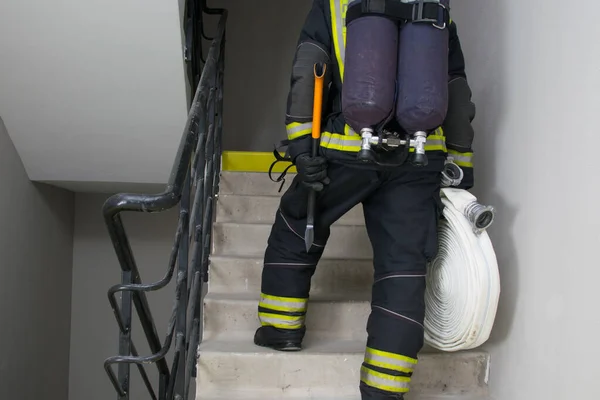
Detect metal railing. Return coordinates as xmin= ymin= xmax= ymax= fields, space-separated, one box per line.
xmin=102 ymin=2 xmax=227 ymax=398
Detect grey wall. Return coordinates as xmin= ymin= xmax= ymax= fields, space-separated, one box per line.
xmin=219 ymin=0 xmax=312 ymax=152
xmin=69 ymin=193 xmax=180 ymax=400
xmin=451 ymin=1 xmax=600 ymax=399
xmin=0 ymin=117 xmax=75 ymax=399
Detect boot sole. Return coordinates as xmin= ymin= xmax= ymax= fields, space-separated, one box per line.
xmin=254 ymin=341 xmax=302 ymax=352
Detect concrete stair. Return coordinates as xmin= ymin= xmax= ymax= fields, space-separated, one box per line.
xmin=196 ymin=171 xmax=490 ymax=399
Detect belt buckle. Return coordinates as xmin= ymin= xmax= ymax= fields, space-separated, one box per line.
xmin=412 ymin=0 xmax=447 ymax=30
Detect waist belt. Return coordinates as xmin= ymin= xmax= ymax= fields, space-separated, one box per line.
xmin=346 ymin=0 xmax=450 ymax=29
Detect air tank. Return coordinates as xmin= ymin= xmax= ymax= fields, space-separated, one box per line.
xmin=342 ymin=0 xmax=399 ymax=134
xmin=395 ymin=0 xmax=450 ymax=134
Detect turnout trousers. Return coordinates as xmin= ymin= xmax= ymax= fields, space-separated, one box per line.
xmin=257 ymin=156 xmax=444 ymax=399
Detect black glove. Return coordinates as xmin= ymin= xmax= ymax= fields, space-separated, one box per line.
xmin=295 ymin=153 xmax=330 ymax=191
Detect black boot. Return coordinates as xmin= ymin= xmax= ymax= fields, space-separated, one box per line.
xmin=253 ymin=326 xmax=306 ymax=352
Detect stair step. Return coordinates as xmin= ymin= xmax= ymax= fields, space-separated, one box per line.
xmin=203 ymin=172 xmax=490 ymax=400
xmin=212 ymin=222 xmax=372 ymax=259
xmin=196 ymin=338 xmax=489 ymax=398
xmin=208 ymin=256 xmax=374 ymax=296
xmin=216 ymin=194 xmax=365 ymax=225
xmin=219 ymin=171 xmax=295 ymax=196
xmin=203 ymin=293 xmax=370 ymax=342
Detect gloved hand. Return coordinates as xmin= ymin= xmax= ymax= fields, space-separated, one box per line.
xmin=295 ymin=153 xmax=330 ymax=191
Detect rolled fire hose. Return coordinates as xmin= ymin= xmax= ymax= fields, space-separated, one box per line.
xmin=424 ymin=187 xmax=500 ymax=352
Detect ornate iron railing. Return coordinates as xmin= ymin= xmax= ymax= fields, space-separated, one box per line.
xmin=102 ymin=2 xmax=227 ymax=398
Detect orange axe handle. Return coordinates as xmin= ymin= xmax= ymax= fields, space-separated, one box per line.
xmin=311 ymin=63 xmax=326 ymax=140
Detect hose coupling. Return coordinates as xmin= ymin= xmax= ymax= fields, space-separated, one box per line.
xmin=464 ymin=201 xmax=496 ymax=234
xmin=441 ymin=159 xmax=464 ymax=187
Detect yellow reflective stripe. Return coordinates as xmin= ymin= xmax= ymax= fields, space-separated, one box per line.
xmin=344 ymin=124 xmax=358 ymax=136
xmin=286 ymin=122 xmax=313 ymax=140
xmin=321 ymin=132 xmax=447 ymax=153
xmin=365 ymin=347 xmax=416 ymax=373
xmin=360 ymin=366 xmax=411 ymax=393
xmin=259 ymin=312 xmax=305 ymax=329
xmin=260 ymin=293 xmax=308 ymax=304
xmin=410 ymin=134 xmax=447 ymax=153
xmin=330 ymin=0 xmax=347 ymax=81
xmin=259 ymin=293 xmax=308 ymax=313
xmin=448 ymin=149 xmax=474 ymax=168
xmin=320 ymin=131 xmax=362 ymax=151
xmin=366 ymin=347 xmax=418 ymax=364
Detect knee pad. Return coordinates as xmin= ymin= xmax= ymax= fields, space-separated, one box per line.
xmin=371 ymin=275 xmax=426 ymax=323
xmin=368 ymin=275 xmax=426 ymax=356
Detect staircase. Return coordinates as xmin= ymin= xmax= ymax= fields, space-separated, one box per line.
xmin=196 ymin=171 xmax=491 ymax=400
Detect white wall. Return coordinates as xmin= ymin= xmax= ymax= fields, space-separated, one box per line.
xmin=0 ymin=0 xmax=189 ymax=190
xmin=450 ymin=1 xmax=600 ymax=399
xmin=0 ymin=117 xmax=74 ymax=400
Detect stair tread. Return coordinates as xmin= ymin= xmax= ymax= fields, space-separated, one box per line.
xmin=199 ymin=337 xmax=486 ymax=357
xmin=219 ymin=171 xmax=296 ymax=196
xmin=215 ymin=193 xmax=365 ymax=226
xmin=197 ymin=338 xmax=490 ymax=397
xmin=212 ymin=222 xmax=372 ymax=259
xmin=203 ymin=292 xmax=372 ymax=342
xmin=200 ymin=337 xmax=366 ymax=355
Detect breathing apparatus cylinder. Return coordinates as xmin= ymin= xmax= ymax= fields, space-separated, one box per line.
xmin=342 ymin=0 xmax=451 ymax=166
xmin=395 ymin=0 xmax=450 ymax=165
xmin=341 ymin=0 xmax=398 ymax=139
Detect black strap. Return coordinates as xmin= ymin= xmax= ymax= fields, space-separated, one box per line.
xmin=346 ymin=0 xmax=449 ymax=27
xmin=268 ymin=140 xmax=295 ymax=193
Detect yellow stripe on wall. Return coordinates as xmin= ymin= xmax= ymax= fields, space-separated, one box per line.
xmin=221 ymin=151 xmax=297 ymax=173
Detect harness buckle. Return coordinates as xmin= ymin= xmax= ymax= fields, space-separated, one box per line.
xmin=411 ymin=0 xmax=447 ymax=29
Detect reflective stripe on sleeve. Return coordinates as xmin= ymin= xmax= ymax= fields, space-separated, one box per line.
xmin=448 ymin=149 xmax=474 ymax=168
xmin=286 ymin=122 xmax=313 ymax=140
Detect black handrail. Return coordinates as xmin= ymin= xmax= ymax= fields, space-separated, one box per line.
xmin=102 ymin=2 xmax=227 ymax=398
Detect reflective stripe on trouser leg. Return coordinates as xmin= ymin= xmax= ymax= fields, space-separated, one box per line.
xmin=360 ymin=346 xmax=417 ymax=395
xmin=258 ymin=293 xmax=308 ymax=329
xmin=360 ymin=365 xmax=412 ymax=394
xmin=364 ymin=347 xmax=417 ymax=374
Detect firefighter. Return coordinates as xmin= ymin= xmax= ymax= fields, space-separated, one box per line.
xmin=254 ymin=0 xmax=476 ymax=398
